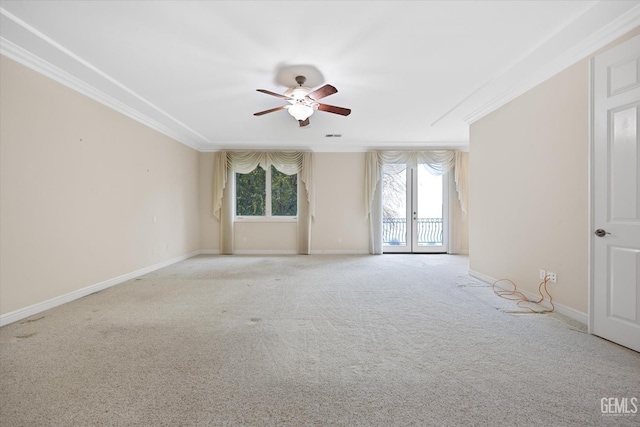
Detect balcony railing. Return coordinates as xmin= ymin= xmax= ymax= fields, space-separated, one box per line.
xmin=383 ymin=217 xmax=443 ymax=245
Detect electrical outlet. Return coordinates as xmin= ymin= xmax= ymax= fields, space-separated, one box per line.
xmin=547 ymin=271 xmax=557 ymax=283
xmin=539 ymin=269 xmax=546 ymax=280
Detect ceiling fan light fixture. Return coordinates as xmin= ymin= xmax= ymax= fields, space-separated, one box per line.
xmin=287 ymin=103 xmax=314 ymax=121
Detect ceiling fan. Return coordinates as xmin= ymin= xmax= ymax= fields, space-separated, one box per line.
xmin=254 ymin=76 xmax=351 ymax=127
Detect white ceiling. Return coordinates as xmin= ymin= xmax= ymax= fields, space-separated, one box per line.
xmin=1 ymin=1 xmax=639 ymax=152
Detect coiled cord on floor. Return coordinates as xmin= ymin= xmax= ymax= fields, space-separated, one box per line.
xmin=492 ymin=277 xmax=555 ymax=313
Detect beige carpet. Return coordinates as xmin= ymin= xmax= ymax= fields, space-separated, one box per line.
xmin=1 ymin=254 xmax=638 ymax=426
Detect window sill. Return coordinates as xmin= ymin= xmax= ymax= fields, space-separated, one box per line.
xmin=235 ymin=216 xmax=297 ymax=223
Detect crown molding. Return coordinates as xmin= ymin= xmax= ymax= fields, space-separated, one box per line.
xmin=463 ymin=4 xmax=640 ymax=125
xmin=0 ymin=6 xmax=212 ymax=152
xmin=195 ymin=140 xmax=469 ymax=153
xmin=1 ymin=38 xmax=209 ymax=152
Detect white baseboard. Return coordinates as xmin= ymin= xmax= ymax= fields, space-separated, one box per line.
xmin=234 ymin=249 xmax=299 ymax=255
xmin=468 ymin=269 xmax=588 ymax=325
xmin=192 ymin=249 xmax=370 ymax=256
xmin=310 ymin=250 xmax=370 ymax=255
xmin=0 ymin=250 xmax=202 ymax=327
xmin=196 ymin=249 xmax=221 ymax=255
xmin=232 ymin=250 xmax=370 ymax=255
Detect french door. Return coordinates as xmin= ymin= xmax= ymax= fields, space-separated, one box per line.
xmin=382 ymin=162 xmax=448 ymax=253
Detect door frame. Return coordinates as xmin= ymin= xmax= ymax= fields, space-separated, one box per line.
xmin=587 ymin=51 xmax=595 ymax=334
xmin=382 ymin=162 xmax=449 ymax=254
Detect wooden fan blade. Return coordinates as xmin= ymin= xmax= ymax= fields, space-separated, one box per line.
xmin=254 ymin=105 xmax=287 ymax=116
xmin=256 ymin=89 xmax=291 ymax=100
xmin=307 ymin=84 xmax=337 ymax=101
xmin=299 ymin=118 xmax=310 ymax=127
xmin=317 ymin=103 xmax=351 ymax=116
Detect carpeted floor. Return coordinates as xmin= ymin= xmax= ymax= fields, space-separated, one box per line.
xmin=1 ymin=254 xmax=638 ymax=426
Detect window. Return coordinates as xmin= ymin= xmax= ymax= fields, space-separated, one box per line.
xmin=235 ymin=164 xmax=297 ymax=218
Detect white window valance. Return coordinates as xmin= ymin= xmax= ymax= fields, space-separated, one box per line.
xmin=379 ymin=150 xmax=456 ymax=175
xmin=212 ymin=151 xmax=315 ymax=220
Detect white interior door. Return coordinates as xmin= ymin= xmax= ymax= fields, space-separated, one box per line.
xmin=382 ymin=163 xmax=448 ymax=253
xmin=591 ymin=35 xmax=640 ymax=352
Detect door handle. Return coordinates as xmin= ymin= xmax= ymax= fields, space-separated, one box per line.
xmin=595 ymin=229 xmax=611 ymax=237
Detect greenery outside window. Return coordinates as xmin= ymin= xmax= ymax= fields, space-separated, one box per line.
xmin=236 ymin=164 xmax=297 ymax=218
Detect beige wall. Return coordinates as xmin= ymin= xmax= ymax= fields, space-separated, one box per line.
xmin=235 ymin=221 xmax=297 ymax=252
xmin=0 ymin=56 xmax=201 ymax=315
xmin=197 ymin=152 xmax=370 ymax=253
xmin=469 ymin=29 xmax=639 ymax=315
xmin=312 ymin=153 xmax=369 ymax=252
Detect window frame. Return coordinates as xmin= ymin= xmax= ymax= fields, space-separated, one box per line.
xmin=234 ymin=162 xmax=298 ymax=222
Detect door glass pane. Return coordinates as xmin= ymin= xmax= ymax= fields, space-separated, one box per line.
xmin=383 ymin=167 xmax=407 ymax=247
xmin=416 ymin=165 xmax=443 ymax=246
